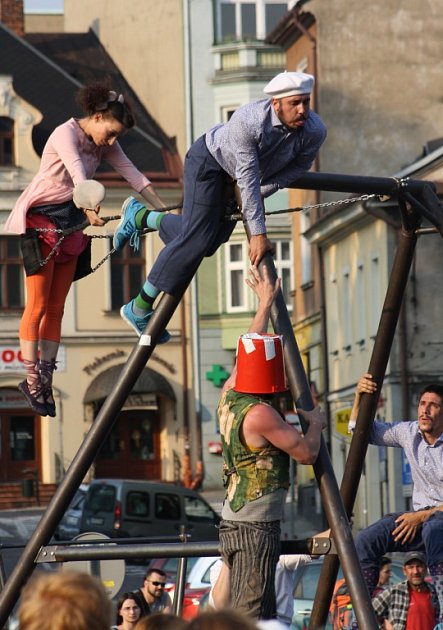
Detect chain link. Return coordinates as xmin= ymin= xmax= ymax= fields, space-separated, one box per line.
xmin=30 ymin=193 xmax=382 ymax=273
xmin=266 ymin=193 xmax=379 ymax=217
xmin=32 ymin=217 xmax=155 ymax=274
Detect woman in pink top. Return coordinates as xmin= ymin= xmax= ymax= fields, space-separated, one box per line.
xmin=4 ymin=82 xmax=165 ymax=417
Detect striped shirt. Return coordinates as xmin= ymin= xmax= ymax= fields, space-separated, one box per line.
xmin=370 ymin=420 xmax=443 ymax=510
xmin=205 ymin=98 xmax=327 ymax=235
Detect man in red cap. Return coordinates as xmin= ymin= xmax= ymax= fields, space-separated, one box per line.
xmin=217 ymin=265 xmax=325 ymax=620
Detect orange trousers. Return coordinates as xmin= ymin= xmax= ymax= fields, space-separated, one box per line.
xmin=19 ymin=243 xmax=77 ymax=343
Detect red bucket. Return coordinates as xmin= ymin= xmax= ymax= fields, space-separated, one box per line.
xmin=233 ymin=333 xmax=286 ymax=394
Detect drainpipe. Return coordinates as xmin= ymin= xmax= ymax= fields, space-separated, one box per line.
xmin=182 ymin=0 xmax=204 ymax=489
xmin=292 ymin=5 xmax=320 ymax=196
xmin=293 ymin=6 xmax=329 ymax=425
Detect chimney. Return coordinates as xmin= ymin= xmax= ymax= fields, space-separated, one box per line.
xmin=0 ymin=0 xmax=25 ymax=37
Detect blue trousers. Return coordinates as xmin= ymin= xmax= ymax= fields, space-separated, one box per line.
xmin=356 ymin=510 xmax=443 ymax=593
xmin=148 ymin=135 xmax=236 ymax=294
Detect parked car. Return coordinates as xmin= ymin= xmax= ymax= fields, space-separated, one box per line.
xmin=79 ymin=479 xmax=220 ymax=541
xmin=54 ymin=484 xmax=88 ymax=540
xmin=182 ymin=556 xmax=219 ymax=619
xmin=149 ymin=555 xmax=219 ymax=620
xmin=291 ymin=558 xmax=406 ymax=629
xmin=148 ymin=556 xmax=202 ymax=586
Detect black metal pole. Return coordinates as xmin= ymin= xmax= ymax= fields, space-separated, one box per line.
xmin=309 ymin=206 xmax=421 ymax=628
xmin=173 ymin=557 xmax=187 ymax=617
xmin=0 ymin=290 xmax=185 ymax=628
xmin=403 ymin=185 xmax=443 ymax=237
xmin=289 ymin=172 xmax=433 ymax=197
xmin=34 ymin=538 xmax=317 ymax=563
xmin=258 ymin=254 xmax=379 ymax=630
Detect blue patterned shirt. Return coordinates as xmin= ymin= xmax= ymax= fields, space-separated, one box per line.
xmin=205 ymin=98 xmax=327 ymax=235
xmin=370 ymin=420 xmax=443 ymax=510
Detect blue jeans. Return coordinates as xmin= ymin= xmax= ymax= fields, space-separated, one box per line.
xmin=356 ymin=511 xmax=443 ymax=592
xmin=148 ymin=135 xmax=236 ymax=294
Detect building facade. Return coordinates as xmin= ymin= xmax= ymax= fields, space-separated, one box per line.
xmin=267 ymin=0 xmax=443 ymax=531
xmin=0 ymin=8 xmax=187 ymax=495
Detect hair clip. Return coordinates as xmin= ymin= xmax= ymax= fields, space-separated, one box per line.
xmin=108 ymin=90 xmax=124 ymax=104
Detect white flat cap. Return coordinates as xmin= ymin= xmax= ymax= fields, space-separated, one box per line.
xmin=264 ymin=71 xmax=314 ymax=98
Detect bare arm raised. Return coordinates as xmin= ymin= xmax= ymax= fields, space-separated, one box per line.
xmin=222 ymin=265 xmax=280 ymax=392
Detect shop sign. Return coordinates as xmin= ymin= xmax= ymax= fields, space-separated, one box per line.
xmin=334 ymin=407 xmax=352 ymax=441
xmin=123 ymin=393 xmax=158 ymax=409
xmin=0 ymin=345 xmax=66 ymax=372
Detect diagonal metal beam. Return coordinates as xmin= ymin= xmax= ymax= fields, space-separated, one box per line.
xmin=309 ymin=201 xmax=422 ymax=628
xmin=258 ymin=254 xmax=379 ymax=630
xmin=0 ymin=289 xmax=186 ymax=627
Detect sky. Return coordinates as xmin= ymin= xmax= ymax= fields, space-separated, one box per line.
xmin=24 ymin=0 xmax=64 ymax=13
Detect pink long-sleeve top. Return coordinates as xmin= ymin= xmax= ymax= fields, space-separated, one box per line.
xmin=4 ymin=117 xmax=151 ymax=235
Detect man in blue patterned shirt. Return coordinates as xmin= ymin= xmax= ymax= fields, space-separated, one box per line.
xmin=349 ymin=374 xmax=443 ymax=621
xmin=113 ymin=71 xmax=327 ymax=339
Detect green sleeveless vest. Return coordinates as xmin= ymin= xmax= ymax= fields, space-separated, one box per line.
xmin=218 ymin=388 xmax=289 ymax=512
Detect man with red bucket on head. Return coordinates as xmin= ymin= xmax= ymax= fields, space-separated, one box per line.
xmin=217 ymin=265 xmax=326 ymax=621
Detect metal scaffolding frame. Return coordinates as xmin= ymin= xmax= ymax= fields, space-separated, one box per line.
xmin=0 ymin=170 xmax=441 ymax=630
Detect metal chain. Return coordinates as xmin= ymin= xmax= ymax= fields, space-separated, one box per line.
xmin=267 ymin=193 xmax=379 ymax=217
xmin=225 ymin=193 xmax=380 ymax=221
xmin=31 ymin=193 xmax=379 ymax=273
xmin=32 ymin=216 xmax=154 ymax=274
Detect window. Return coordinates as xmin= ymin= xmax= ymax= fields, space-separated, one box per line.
xmin=220 ymin=2 xmax=236 ymax=41
xmin=110 ymin=242 xmax=146 ymax=311
xmin=370 ymin=254 xmax=380 ymax=338
xmin=329 ymin=273 xmax=339 ymax=356
xmin=274 ymin=240 xmax=293 ymax=310
xmin=201 ymin=561 xmax=218 ymax=585
xmin=126 ymin=491 xmax=150 ymax=517
xmin=225 ymin=239 xmax=293 ymax=312
xmin=221 ymin=105 xmax=239 ymax=122
xmin=184 ymin=496 xmax=216 ymax=522
xmin=85 ymin=485 xmax=116 ymax=512
xmin=300 ymin=212 xmax=312 ymax=286
xmin=0 ymin=236 xmax=24 ymax=310
xmin=241 ymin=3 xmax=256 ymax=40
xmin=0 ymin=117 xmax=14 ymax=166
xmin=265 ymin=3 xmax=288 ymax=34
xmin=9 ymin=416 xmax=35 ymax=461
xmin=342 ymin=267 xmax=352 ymax=353
xmin=217 ymin=1 xmax=293 ymax=43
xmin=356 ymin=262 xmax=366 ymax=347
xmin=155 ymin=493 xmax=181 ymax=520
xmin=226 ymin=241 xmax=247 ymax=311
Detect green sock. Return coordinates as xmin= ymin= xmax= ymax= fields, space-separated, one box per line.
xmin=133 ymin=281 xmax=160 ymax=315
xmin=135 ymin=209 xmax=165 ymax=230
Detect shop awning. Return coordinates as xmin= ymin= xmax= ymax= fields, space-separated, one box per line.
xmin=83 ymin=364 xmax=176 ymax=403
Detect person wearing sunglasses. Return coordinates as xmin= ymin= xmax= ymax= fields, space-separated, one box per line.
xmin=137 ymin=569 xmax=172 ymax=617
